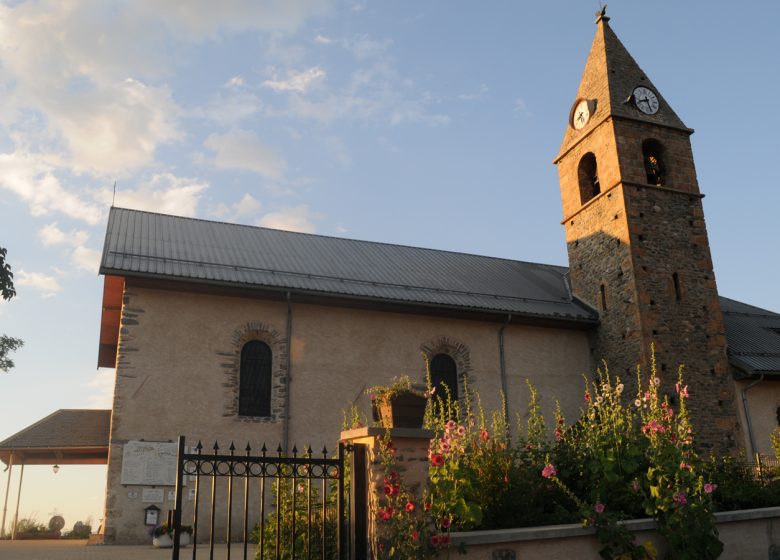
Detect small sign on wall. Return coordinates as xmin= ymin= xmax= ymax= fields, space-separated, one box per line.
xmin=142 ymin=488 xmax=165 ymax=503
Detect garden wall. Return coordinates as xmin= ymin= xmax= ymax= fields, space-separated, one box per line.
xmin=450 ymin=507 xmax=780 ymax=560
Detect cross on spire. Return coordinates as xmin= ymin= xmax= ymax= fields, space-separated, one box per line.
xmin=595 ymin=4 xmax=610 ymax=24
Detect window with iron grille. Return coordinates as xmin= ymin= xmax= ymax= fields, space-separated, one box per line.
xmin=430 ymin=353 xmax=458 ymax=402
xmin=239 ymin=340 xmax=272 ymax=416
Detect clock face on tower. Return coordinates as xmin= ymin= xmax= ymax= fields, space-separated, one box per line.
xmin=632 ymin=86 xmax=659 ymax=115
xmin=571 ymin=99 xmax=591 ymax=130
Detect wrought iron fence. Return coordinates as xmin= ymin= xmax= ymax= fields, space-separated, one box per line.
xmin=171 ymin=436 xmax=349 ymax=560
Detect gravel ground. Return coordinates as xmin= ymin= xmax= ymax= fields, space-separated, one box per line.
xmin=0 ymin=540 xmax=247 ymax=560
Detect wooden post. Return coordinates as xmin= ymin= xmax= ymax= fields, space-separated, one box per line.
xmin=350 ymin=444 xmax=368 ymax=560
xmin=1 ymin=453 xmax=13 ymax=538
xmin=11 ymin=463 xmax=24 ymax=540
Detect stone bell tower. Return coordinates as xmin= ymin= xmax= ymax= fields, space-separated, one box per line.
xmin=553 ymin=10 xmax=738 ymax=451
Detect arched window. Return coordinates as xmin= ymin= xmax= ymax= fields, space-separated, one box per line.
xmin=239 ymin=341 xmax=272 ymax=416
xmin=430 ymin=354 xmax=458 ymax=402
xmin=578 ymin=152 xmax=600 ymax=204
xmin=642 ymin=139 xmax=666 ymax=186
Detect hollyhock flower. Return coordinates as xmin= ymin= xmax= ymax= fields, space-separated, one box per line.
xmin=383 ymin=484 xmax=394 ymax=496
xmin=584 ymin=391 xmax=591 ymax=402
xmin=554 ymin=427 xmax=563 ymax=441
xmin=630 ymin=479 xmax=641 ymax=492
xmin=430 ymin=535 xmax=441 ymax=546
xmin=430 ymin=453 xmax=445 ymax=467
xmin=673 ymin=491 xmax=687 ymax=506
xmin=681 ymin=385 xmax=689 ymax=398
xmin=440 ymin=535 xmax=450 ymax=545
xmin=616 ymin=383 xmax=624 ymax=395
xmin=594 ymin=503 xmax=605 ymax=514
xmin=704 ymin=483 xmax=718 ymax=494
xmin=456 ymin=426 xmax=466 ymax=437
xmin=424 ymin=502 xmax=431 ymax=512
xmin=440 ymin=517 xmax=451 ymax=529
xmin=405 ymin=501 xmax=415 ymax=512
xmin=542 ymin=463 xmax=557 ymax=478
xmin=445 ymin=420 xmax=456 ymax=431
xmin=411 ymin=530 xmax=419 ymax=542
xmin=635 ymin=398 xmax=642 ymax=407
xmin=480 ymin=429 xmax=490 ymax=441
xmin=440 ymin=440 xmax=451 ymax=453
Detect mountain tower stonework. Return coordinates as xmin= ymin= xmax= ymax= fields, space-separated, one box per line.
xmin=554 ymin=14 xmax=739 ymax=451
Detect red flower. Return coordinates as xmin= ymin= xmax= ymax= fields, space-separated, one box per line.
xmin=440 ymin=535 xmax=450 ymax=545
xmin=424 ymin=502 xmax=431 ymax=511
xmin=383 ymin=484 xmax=394 ymax=496
xmin=411 ymin=530 xmax=419 ymax=542
xmin=430 ymin=453 xmax=445 ymax=467
xmin=584 ymin=391 xmax=591 ymax=402
xmin=405 ymin=501 xmax=415 ymax=512
xmin=430 ymin=535 xmax=441 ymax=546
xmin=440 ymin=517 xmax=451 ymax=529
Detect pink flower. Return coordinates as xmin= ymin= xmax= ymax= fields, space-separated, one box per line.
xmin=704 ymin=483 xmax=718 ymax=494
xmin=430 ymin=453 xmax=445 ymax=467
xmin=630 ymin=480 xmax=640 ymax=492
xmin=440 ymin=440 xmax=451 ymax=453
xmin=383 ymin=484 xmax=394 ymax=496
xmin=594 ymin=503 xmax=605 ymax=514
xmin=480 ymin=430 xmax=490 ymax=441
xmin=440 ymin=517 xmax=451 ymax=529
xmin=445 ymin=420 xmax=456 ymax=431
xmin=456 ymin=426 xmax=466 ymax=437
xmin=554 ymin=428 xmax=563 ymax=441
xmin=405 ymin=501 xmax=415 ymax=512
xmin=673 ymin=491 xmax=687 ymax=506
xmin=541 ymin=463 xmax=557 ymax=478
xmin=584 ymin=391 xmax=591 ymax=403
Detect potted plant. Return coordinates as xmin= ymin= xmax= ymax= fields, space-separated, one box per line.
xmin=367 ymin=375 xmax=428 ymax=429
xmin=150 ymin=524 xmax=192 ymax=548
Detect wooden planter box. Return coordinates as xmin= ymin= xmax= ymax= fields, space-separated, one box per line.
xmin=377 ymin=393 xmax=427 ymax=429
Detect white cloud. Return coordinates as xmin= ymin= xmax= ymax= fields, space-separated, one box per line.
xmin=71 ymin=246 xmax=102 ymax=273
xmin=314 ymin=34 xmax=334 ymax=45
xmin=204 ymin=131 xmax=286 ymax=178
xmin=0 ymin=152 xmax=103 ymax=225
xmin=458 ymin=84 xmax=489 ymax=101
xmin=226 ymin=76 xmax=245 ymax=88
xmin=98 ymin=173 xmax=209 ymax=217
xmin=15 ymin=269 xmax=63 ymax=298
xmin=128 ymin=0 xmax=334 ymax=40
xmin=263 ymin=67 xmax=326 ymax=94
xmin=38 ymin=223 xmax=89 ymax=248
xmin=84 ymin=371 xmax=115 ymax=407
xmin=212 ymin=193 xmax=263 ymax=222
xmin=258 ymin=205 xmax=318 ymax=233
xmin=343 ymin=35 xmax=393 ymax=61
xmin=195 ymin=91 xmax=263 ymax=126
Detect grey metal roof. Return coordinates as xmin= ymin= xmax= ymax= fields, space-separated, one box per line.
xmin=100 ymin=207 xmax=598 ymax=324
xmin=720 ymin=296 xmax=780 ymax=377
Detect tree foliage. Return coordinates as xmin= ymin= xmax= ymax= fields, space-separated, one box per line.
xmin=0 ymin=246 xmax=23 ymax=372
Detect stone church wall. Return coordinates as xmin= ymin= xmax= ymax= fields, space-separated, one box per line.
xmin=103 ymin=284 xmax=591 ymax=543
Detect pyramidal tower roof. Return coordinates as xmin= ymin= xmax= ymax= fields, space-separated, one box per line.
xmin=558 ymin=10 xmax=691 ymax=157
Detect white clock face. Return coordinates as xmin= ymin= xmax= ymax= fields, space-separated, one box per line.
xmin=572 ymin=99 xmax=590 ymax=130
xmin=632 ymin=86 xmax=659 ymax=115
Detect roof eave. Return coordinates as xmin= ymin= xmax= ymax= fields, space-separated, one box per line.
xmin=103 ymin=269 xmax=600 ymax=329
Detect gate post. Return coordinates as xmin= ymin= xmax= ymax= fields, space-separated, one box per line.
xmin=341 ymin=427 xmax=434 ymax=560
xmin=172 ymin=436 xmax=186 ymax=560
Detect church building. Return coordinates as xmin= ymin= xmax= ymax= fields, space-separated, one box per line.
xmin=2 ymin=13 xmax=780 ymax=545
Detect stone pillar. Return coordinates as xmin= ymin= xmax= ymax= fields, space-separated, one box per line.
xmin=341 ymin=427 xmax=434 ymax=559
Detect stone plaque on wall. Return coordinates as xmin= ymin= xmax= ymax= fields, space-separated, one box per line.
xmin=120 ymin=441 xmax=178 ymax=486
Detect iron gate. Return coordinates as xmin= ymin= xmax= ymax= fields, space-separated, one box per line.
xmin=170 ymin=436 xmax=350 ymax=560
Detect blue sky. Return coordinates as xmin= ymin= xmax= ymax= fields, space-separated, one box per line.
xmin=1 ymin=0 xmax=779 ymax=530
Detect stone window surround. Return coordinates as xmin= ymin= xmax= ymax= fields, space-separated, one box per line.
xmin=420 ymin=336 xmax=473 ymax=400
xmin=222 ymin=321 xmax=288 ymax=423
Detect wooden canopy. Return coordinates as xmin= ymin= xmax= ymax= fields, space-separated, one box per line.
xmin=0 ymin=409 xmax=110 ymax=466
